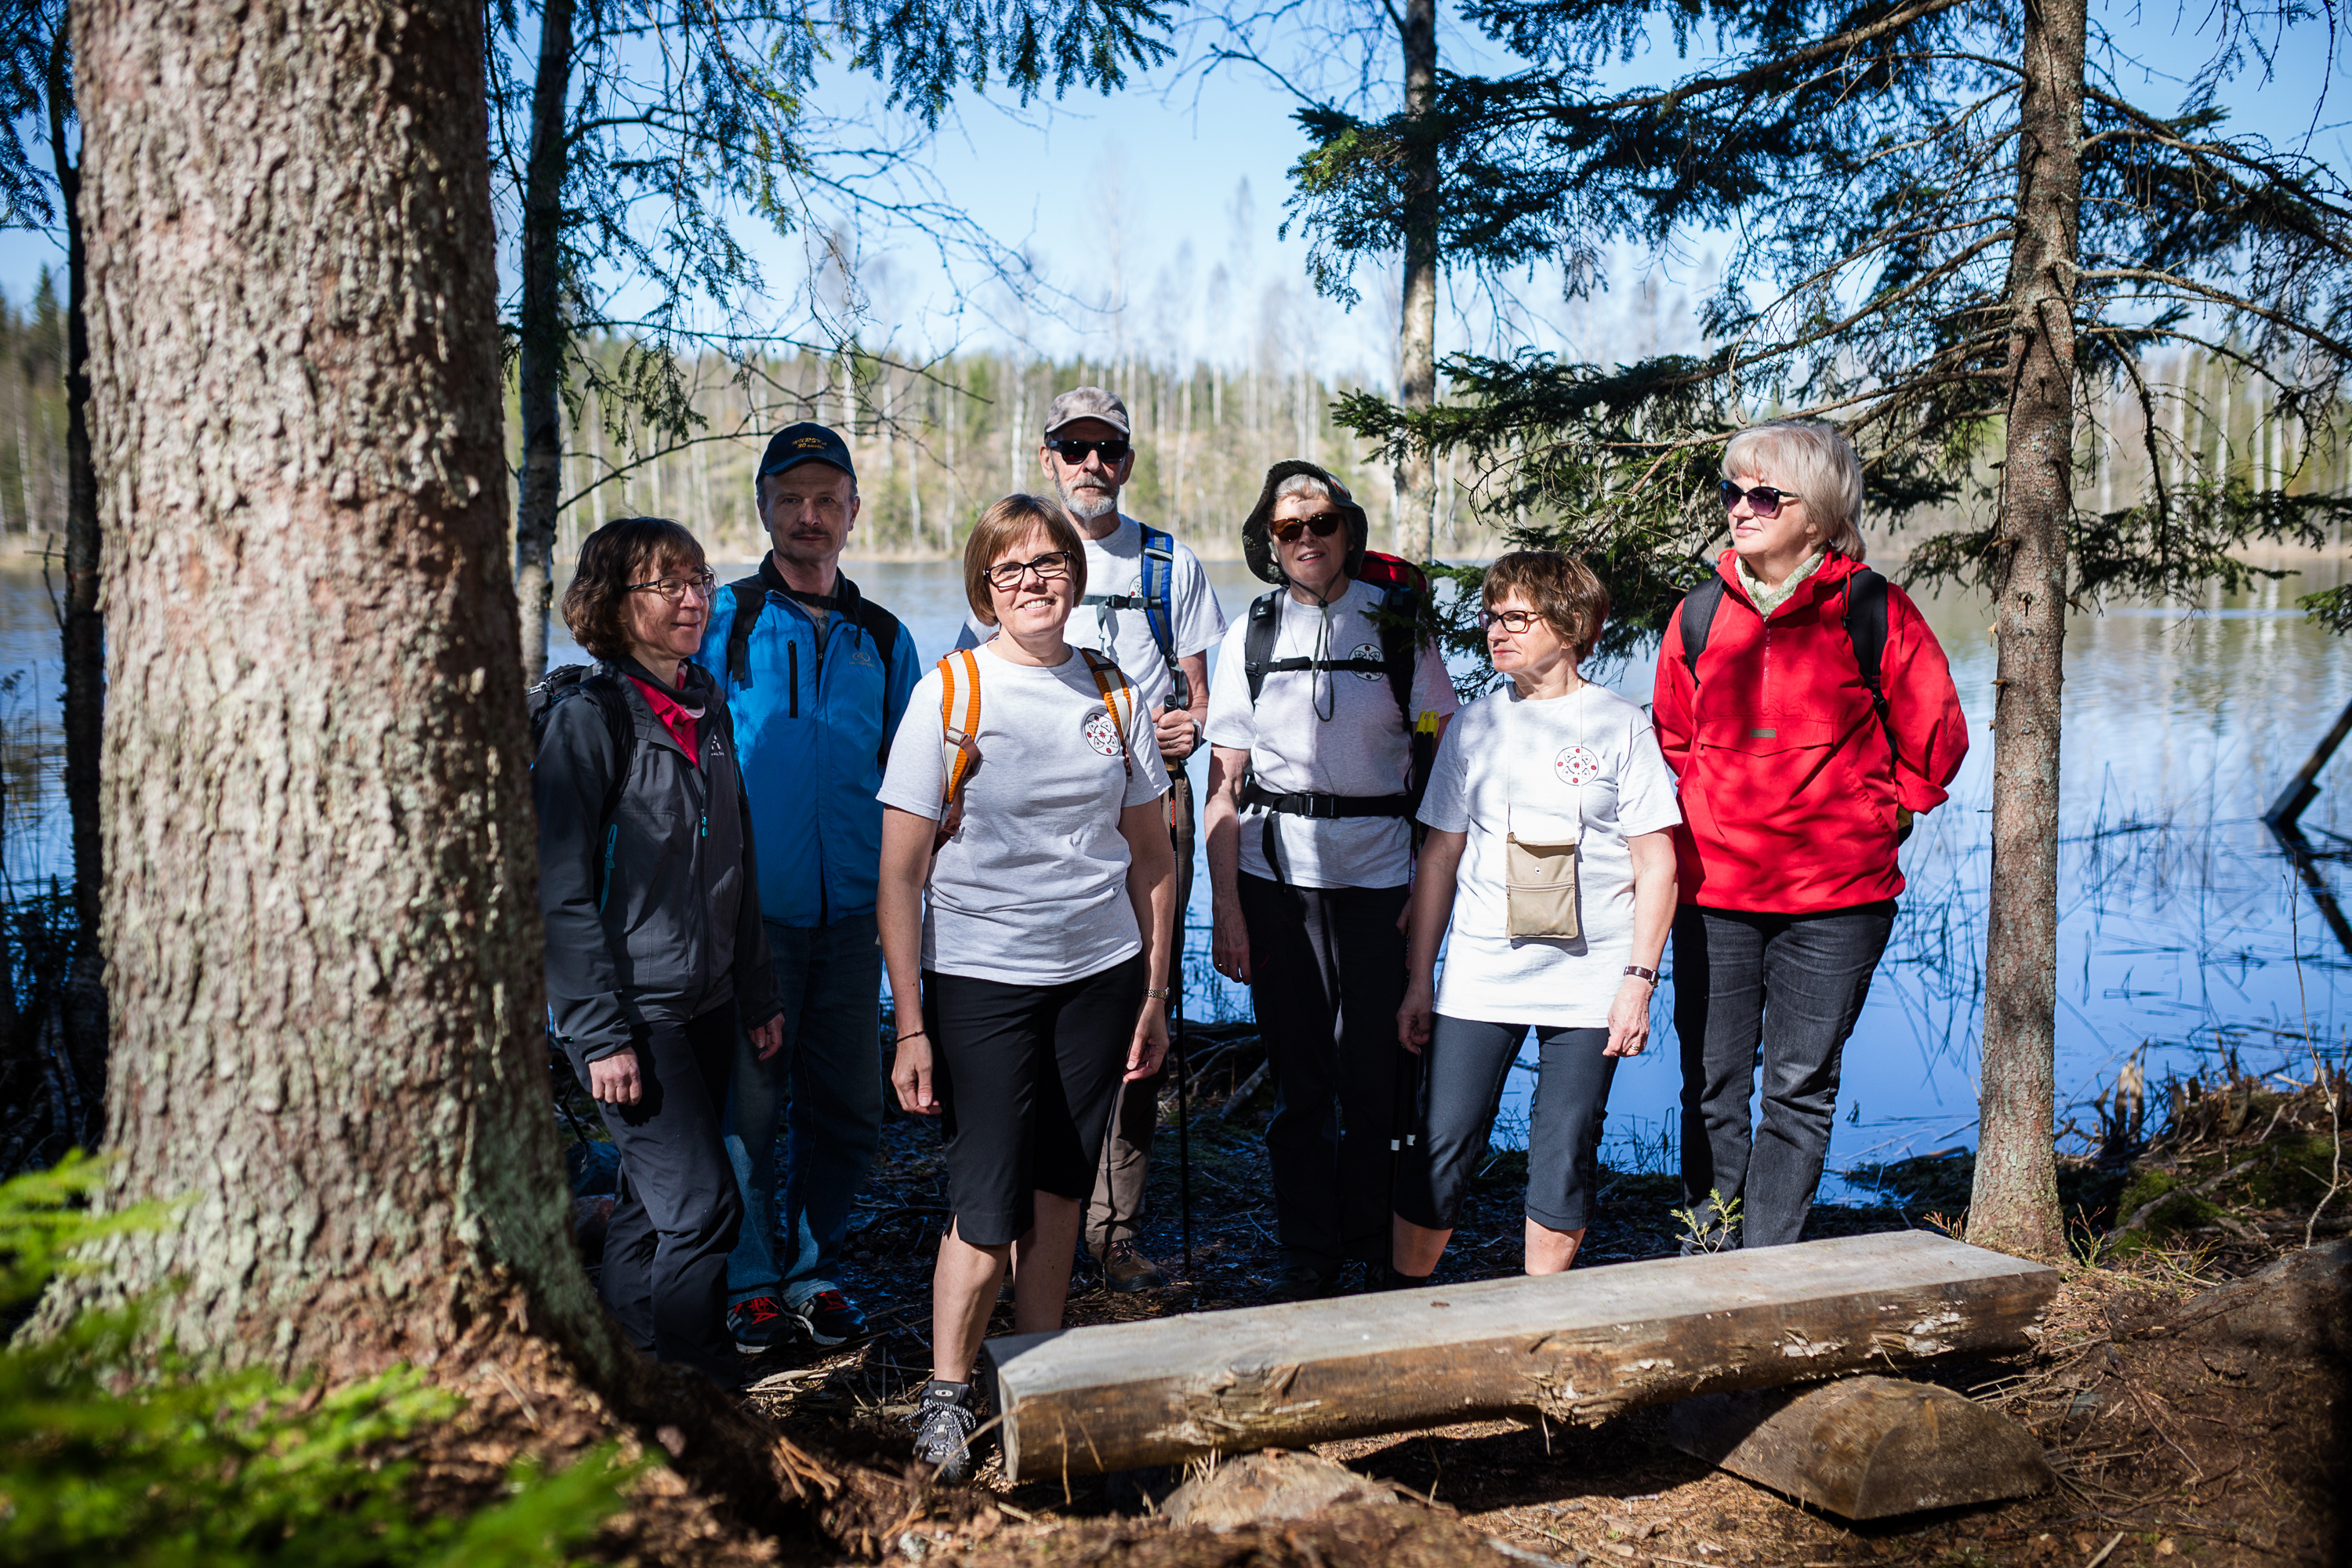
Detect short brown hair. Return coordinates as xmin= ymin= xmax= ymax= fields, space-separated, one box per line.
xmin=561 ymin=516 xmax=707 ymax=662
xmin=964 ymin=494 xmax=1089 ymax=626
xmin=1482 ymin=550 xmax=1609 ymax=661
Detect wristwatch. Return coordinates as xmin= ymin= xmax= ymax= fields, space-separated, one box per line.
xmin=1623 ymin=965 xmax=1659 ymax=984
xmin=1144 ymin=987 xmax=1172 ymax=1001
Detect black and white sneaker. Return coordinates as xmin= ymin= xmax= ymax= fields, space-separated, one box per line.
xmin=909 ymin=1380 xmax=978 ymax=1483
xmin=726 ymin=1295 xmax=790 ymax=1356
xmin=791 ymin=1289 xmax=869 ymax=1347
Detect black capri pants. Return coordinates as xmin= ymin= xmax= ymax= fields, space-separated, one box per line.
xmin=924 ymin=954 xmax=1146 ymax=1247
xmin=1394 ymin=1017 xmax=1617 ymax=1234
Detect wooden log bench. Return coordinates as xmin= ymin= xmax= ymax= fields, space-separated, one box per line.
xmin=981 ymin=1231 xmax=2058 ymax=1483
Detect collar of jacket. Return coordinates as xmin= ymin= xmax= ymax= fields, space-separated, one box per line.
xmin=1714 ymin=545 xmax=1863 ymax=619
xmin=611 ymin=655 xmax=710 ymax=713
xmin=758 ymin=554 xmax=866 ymax=620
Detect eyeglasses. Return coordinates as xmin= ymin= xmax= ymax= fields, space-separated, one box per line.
xmin=1045 ymin=437 xmax=1132 ymax=466
xmin=1477 ymin=608 xmax=1546 ymax=634
xmin=629 ymin=569 xmax=717 ymax=603
xmin=985 ymin=550 xmax=1076 ymax=589
xmin=1269 ymin=511 xmax=1346 ymax=543
xmin=1721 ymin=481 xmax=1803 ymax=518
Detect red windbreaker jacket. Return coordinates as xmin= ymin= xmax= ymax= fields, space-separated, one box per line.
xmin=1653 ymin=550 xmax=1969 ymax=913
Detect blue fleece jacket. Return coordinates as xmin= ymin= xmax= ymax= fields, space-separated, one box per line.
xmin=700 ymin=564 xmax=920 ymax=927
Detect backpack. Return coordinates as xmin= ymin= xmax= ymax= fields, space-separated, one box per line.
xmin=526 ymin=662 xmax=636 ymax=903
xmin=932 ymin=646 xmax=1134 ymax=851
xmin=1080 ymin=524 xmax=1188 ymax=707
xmin=1240 ymin=550 xmax=1440 ymax=816
xmin=1678 ymin=565 xmax=1911 ymax=839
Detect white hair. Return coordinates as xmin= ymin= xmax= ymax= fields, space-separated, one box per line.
xmin=1272 ymin=473 xmax=1333 ymax=507
xmin=1722 ymin=420 xmax=1866 ymax=561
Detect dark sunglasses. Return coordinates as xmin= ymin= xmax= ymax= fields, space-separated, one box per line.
xmin=1046 ymin=437 xmax=1132 ymax=465
xmin=1721 ymin=481 xmax=1803 ymax=518
xmin=1269 ymin=511 xmax=1346 ymax=543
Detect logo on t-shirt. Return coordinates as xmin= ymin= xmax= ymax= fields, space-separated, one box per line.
xmin=1082 ymin=708 xmax=1123 ymax=757
xmin=1349 ymin=642 xmax=1385 ymax=681
xmin=1555 ymin=745 xmax=1602 ymax=785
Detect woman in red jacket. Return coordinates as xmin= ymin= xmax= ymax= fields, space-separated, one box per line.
xmin=1653 ymin=419 xmax=1968 ymax=1249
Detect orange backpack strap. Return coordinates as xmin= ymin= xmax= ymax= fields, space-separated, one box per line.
xmin=1080 ymin=648 xmax=1134 ymax=783
xmin=937 ymin=650 xmax=982 ymax=840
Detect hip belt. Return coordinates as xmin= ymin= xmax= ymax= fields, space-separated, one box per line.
xmin=1240 ymin=781 xmax=1412 ymax=820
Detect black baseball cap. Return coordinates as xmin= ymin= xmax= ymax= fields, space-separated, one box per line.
xmin=757 ymin=422 xmax=856 ymax=488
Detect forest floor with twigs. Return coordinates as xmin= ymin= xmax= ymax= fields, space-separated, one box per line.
xmin=558 ymin=1029 xmax=2350 ymax=1566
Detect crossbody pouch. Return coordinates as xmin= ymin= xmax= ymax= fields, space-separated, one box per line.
xmin=1503 ymin=688 xmax=1586 ymax=941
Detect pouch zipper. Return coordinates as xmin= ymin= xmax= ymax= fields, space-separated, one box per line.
xmin=789 ymin=642 xmax=800 ymax=717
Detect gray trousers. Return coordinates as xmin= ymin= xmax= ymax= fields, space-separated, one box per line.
xmin=1085 ymin=769 xmax=1194 ymax=1258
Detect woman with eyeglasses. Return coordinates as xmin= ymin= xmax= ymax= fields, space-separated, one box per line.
xmin=536 ymin=516 xmax=784 ymax=1386
xmin=1391 ymin=552 xmax=1679 ymax=1285
xmin=874 ymin=493 xmax=1176 ymax=1480
xmin=1203 ymin=460 xmax=1459 ymax=1302
xmin=1653 ymin=420 xmax=1967 ymax=1251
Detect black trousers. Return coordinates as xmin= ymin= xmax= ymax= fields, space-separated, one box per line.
xmin=1673 ymin=902 xmax=1896 ymax=1248
xmin=581 ymin=1005 xmax=742 ymax=1379
xmin=1238 ymin=873 xmax=1410 ymax=1272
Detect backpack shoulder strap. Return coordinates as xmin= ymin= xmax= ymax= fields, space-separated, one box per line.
xmin=850 ymin=600 xmax=901 ymax=671
xmin=1842 ymin=568 xmax=1890 ymax=714
xmin=575 ymin=669 xmax=637 ymax=834
xmin=1243 ymin=590 xmax=1283 ymax=706
xmin=1375 ymin=583 xmax=1418 ymax=738
xmin=1138 ymin=525 xmax=1179 ymax=657
xmin=724 ymin=577 xmax=767 ymax=689
xmin=938 ymin=650 xmax=982 ymax=818
xmin=1079 ymin=648 xmax=1134 ymax=782
xmin=1679 ymin=575 xmax=1730 ymax=684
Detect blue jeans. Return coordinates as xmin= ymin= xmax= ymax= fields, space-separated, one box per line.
xmin=724 ymin=913 xmax=884 ymax=1308
xmin=1672 ymin=902 xmax=1896 ymax=1247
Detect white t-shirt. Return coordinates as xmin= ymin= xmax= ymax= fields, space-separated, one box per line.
xmin=1417 ymin=682 xmax=1682 ymax=1026
xmin=1203 ymin=578 xmax=1460 ymax=890
xmin=879 ymin=641 xmax=1171 ymax=985
xmin=956 ymin=514 xmax=1226 ymax=717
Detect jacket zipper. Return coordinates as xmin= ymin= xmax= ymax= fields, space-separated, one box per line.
xmin=597 ymin=824 xmax=618 ymax=912
xmin=788 ymin=641 xmax=800 ymax=718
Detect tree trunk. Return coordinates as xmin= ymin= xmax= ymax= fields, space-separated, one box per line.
xmin=1394 ymin=0 xmax=1439 ymax=562
xmin=60 ymin=0 xmax=599 ymax=1376
xmin=49 ymin=25 xmax=109 ymax=1116
xmin=514 ymin=0 xmax=575 ymax=685
xmin=1970 ymin=0 xmax=2083 ymax=1264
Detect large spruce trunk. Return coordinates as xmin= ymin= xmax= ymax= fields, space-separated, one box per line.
xmin=1394 ymin=0 xmax=1438 ymax=561
xmin=60 ymin=0 xmax=598 ymax=1374
xmin=1970 ymin=0 xmax=2082 ymax=1263
xmin=514 ymin=0 xmax=576 ymax=686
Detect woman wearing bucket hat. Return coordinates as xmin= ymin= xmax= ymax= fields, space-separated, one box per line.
xmin=1201 ymin=460 xmax=1458 ymax=1301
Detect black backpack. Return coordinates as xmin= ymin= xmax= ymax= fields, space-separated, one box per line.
xmin=526 ymin=662 xmax=636 ymax=836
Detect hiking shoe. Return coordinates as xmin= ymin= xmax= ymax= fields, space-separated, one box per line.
xmin=1265 ymin=1262 xmax=1338 ymax=1303
xmin=791 ymin=1289 xmax=870 ymax=1347
xmin=909 ymin=1380 xmax=978 ymax=1483
xmin=727 ymin=1295 xmax=791 ymax=1356
xmin=1100 ymin=1240 xmax=1171 ymax=1293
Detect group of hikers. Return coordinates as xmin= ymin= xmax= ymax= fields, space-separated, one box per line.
xmin=532 ymin=387 xmax=1971 ymax=1482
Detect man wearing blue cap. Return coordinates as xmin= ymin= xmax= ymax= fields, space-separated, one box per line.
xmin=700 ymin=421 xmax=921 ymax=1354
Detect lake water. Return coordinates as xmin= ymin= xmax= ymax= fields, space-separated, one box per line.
xmin=5 ymin=550 xmax=2349 ymax=1196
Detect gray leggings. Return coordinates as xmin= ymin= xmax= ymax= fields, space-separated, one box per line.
xmin=1393 ymin=1017 xmax=1617 ymax=1234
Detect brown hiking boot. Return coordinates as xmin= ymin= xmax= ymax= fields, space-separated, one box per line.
xmin=1099 ymin=1239 xmax=1171 ymax=1293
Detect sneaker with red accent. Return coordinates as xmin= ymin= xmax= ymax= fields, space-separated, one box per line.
xmin=790 ymin=1289 xmax=869 ymax=1347
xmin=726 ymin=1294 xmax=790 ymax=1356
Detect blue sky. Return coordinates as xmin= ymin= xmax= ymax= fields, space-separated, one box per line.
xmin=2 ymin=0 xmax=2345 ymax=387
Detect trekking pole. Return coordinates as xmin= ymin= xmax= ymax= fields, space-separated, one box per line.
xmin=1171 ymin=790 xmax=1193 ymax=1281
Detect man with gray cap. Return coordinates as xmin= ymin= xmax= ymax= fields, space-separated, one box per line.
xmin=699 ymin=421 xmax=922 ymax=1354
xmin=955 ymin=386 xmax=1226 ymax=1292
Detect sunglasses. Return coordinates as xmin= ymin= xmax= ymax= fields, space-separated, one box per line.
xmin=1721 ymin=481 xmax=1804 ymax=518
xmin=985 ymin=550 xmax=1076 ymax=590
xmin=1269 ymin=511 xmax=1346 ymax=543
xmin=1046 ymin=437 xmax=1132 ymax=465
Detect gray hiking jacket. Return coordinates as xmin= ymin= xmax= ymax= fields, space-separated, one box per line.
xmin=535 ymin=660 xmax=781 ymax=1062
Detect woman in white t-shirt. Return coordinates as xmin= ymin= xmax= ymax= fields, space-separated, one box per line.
xmin=1390 ymin=551 xmax=1680 ymax=1284
xmin=874 ymin=494 xmax=1177 ymax=1479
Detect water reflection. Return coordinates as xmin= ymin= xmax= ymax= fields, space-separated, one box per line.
xmin=5 ymin=550 xmax=2347 ymax=1193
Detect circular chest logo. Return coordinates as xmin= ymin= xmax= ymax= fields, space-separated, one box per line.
xmin=1082 ymin=708 xmax=1123 ymax=757
xmin=1349 ymin=642 xmax=1385 ymax=681
xmin=1555 ymin=745 xmax=1602 ymax=785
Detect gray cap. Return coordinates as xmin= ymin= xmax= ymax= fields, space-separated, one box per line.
xmin=1043 ymin=386 xmax=1131 ymax=437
